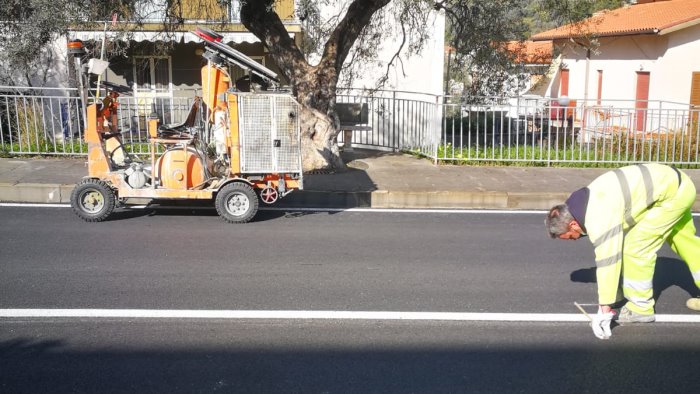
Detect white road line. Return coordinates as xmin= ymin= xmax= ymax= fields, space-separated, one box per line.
xmin=0 ymin=202 xmax=545 ymax=213
xmin=0 ymin=203 xmax=69 ymax=208
xmin=263 ymin=207 xmax=550 ymax=214
xmin=2 ymin=203 xmax=699 ymax=216
xmin=1 ymin=309 xmax=699 ymax=323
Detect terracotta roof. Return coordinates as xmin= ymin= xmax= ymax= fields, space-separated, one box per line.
xmin=531 ymin=0 xmax=700 ymax=40
xmin=504 ymin=40 xmax=552 ymax=64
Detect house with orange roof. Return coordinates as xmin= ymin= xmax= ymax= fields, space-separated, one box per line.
xmin=503 ymin=40 xmax=553 ymax=95
xmin=531 ymin=0 xmax=700 ymax=135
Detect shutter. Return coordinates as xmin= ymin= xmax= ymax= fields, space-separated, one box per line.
xmin=597 ymin=70 xmax=603 ymax=105
xmin=560 ymin=69 xmax=570 ymax=96
xmin=690 ymin=72 xmax=700 ymax=124
xmin=635 ymin=72 xmax=650 ymax=132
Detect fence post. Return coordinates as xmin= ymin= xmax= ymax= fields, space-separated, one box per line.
xmin=392 ymin=90 xmax=397 ymax=152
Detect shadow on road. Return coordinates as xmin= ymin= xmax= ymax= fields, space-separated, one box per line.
xmin=570 ymin=257 xmax=699 ymax=300
xmin=1 ymin=335 xmax=699 ymax=393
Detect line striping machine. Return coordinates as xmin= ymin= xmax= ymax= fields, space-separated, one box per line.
xmin=70 ymin=27 xmax=303 ymax=223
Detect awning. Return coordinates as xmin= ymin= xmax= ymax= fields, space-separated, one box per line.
xmin=70 ymin=30 xmax=268 ymax=44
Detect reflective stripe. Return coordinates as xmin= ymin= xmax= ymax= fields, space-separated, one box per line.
xmin=623 ymin=278 xmax=654 ymax=292
xmin=596 ymin=252 xmax=622 ymax=268
xmin=692 ymin=270 xmax=700 ymax=282
xmin=626 ymin=296 xmax=653 ymax=308
xmin=637 ymin=164 xmax=654 ymax=207
xmin=592 ymin=224 xmax=623 ymax=249
xmin=613 ymin=169 xmax=635 ymax=227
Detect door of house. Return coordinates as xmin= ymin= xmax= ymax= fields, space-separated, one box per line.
xmin=634 ymin=71 xmax=650 ymax=132
xmin=597 ymin=70 xmax=603 ymax=105
xmin=560 ymin=68 xmax=570 ymax=96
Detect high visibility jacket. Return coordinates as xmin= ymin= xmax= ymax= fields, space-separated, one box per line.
xmin=566 ymin=163 xmax=683 ymax=305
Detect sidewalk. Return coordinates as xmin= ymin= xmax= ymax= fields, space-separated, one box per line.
xmin=1 ymin=150 xmax=699 ymax=210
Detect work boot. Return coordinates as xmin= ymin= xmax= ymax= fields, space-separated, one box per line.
xmin=687 ymin=297 xmax=700 ymax=311
xmin=616 ymin=306 xmax=655 ymax=324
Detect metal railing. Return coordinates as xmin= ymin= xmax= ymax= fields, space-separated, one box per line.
xmin=439 ymin=96 xmax=700 ymax=166
xmin=2 ymin=87 xmax=698 ymax=167
xmin=0 ymin=87 xmax=85 ymax=155
xmin=336 ymin=89 xmax=440 ymax=158
xmin=0 ymin=87 xmax=207 ymax=156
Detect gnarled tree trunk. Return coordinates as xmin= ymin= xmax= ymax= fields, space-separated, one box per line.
xmin=241 ymin=0 xmax=390 ymax=172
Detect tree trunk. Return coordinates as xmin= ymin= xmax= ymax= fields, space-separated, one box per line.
xmin=294 ymin=58 xmax=345 ymax=172
xmin=241 ymin=0 xmax=391 ymax=172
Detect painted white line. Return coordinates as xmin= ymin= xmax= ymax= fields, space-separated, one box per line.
xmin=0 ymin=202 xmax=545 ymax=213
xmin=0 ymin=203 xmax=556 ymax=215
xmin=0 ymin=203 xmax=69 ymax=208
xmin=263 ymin=207 xmax=550 ymax=214
xmin=1 ymin=309 xmax=699 ymax=323
xmin=2 ymin=203 xmax=699 ymax=216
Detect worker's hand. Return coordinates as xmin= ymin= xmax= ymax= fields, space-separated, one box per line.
xmin=590 ymin=306 xmax=615 ymax=340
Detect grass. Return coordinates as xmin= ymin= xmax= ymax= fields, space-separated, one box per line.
xmin=430 ymin=125 xmax=700 ymax=169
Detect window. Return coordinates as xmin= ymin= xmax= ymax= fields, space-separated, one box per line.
xmin=134 ymin=0 xmax=168 ymax=22
xmin=133 ymin=56 xmax=172 ymax=93
xmin=230 ymin=0 xmax=241 ymax=22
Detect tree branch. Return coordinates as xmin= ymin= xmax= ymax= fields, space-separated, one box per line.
xmin=322 ymin=0 xmax=391 ymax=72
xmin=240 ymin=0 xmax=308 ymax=81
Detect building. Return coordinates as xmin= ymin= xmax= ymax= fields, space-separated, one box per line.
xmin=69 ymin=0 xmax=300 ymax=99
xmin=531 ymin=0 xmax=700 ymax=111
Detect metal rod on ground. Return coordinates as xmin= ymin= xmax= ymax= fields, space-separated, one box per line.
xmin=574 ymin=302 xmax=593 ymax=321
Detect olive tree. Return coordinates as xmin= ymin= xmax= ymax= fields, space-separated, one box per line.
xmin=241 ymin=0 xmax=535 ymax=171
xmin=2 ymin=0 xmax=622 ymax=170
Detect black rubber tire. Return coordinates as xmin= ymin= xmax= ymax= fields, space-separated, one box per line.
xmin=215 ymin=182 xmax=259 ymax=223
xmin=70 ymin=179 xmax=116 ymax=222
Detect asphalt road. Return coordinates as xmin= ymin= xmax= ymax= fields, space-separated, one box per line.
xmin=1 ymin=206 xmax=700 ymax=393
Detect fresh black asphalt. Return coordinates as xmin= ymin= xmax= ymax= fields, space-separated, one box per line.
xmin=1 ymin=206 xmax=699 ymax=392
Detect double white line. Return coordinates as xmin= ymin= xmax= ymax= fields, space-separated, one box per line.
xmin=2 ymin=309 xmax=700 ymax=323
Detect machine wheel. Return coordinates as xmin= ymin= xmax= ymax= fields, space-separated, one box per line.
xmin=70 ymin=179 xmax=116 ymax=222
xmin=215 ymin=182 xmax=259 ymax=223
xmin=259 ymin=187 xmax=279 ymax=204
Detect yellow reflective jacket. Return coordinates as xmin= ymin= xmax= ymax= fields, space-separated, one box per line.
xmin=566 ymin=163 xmax=682 ymax=305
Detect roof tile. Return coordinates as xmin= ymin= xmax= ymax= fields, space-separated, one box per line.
xmin=532 ymin=0 xmax=700 ymax=40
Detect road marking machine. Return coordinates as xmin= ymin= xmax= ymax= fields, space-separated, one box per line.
xmin=70 ymin=28 xmax=303 ymax=223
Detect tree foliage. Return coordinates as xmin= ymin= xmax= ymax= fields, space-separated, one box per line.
xmin=0 ymin=0 xmax=632 ymax=169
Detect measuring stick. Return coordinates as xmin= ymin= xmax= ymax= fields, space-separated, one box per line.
xmin=574 ymin=302 xmax=593 ymax=321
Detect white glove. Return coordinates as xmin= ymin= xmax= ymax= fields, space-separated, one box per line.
xmin=590 ymin=306 xmax=614 ymax=340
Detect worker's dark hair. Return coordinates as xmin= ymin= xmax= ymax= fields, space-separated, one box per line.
xmin=545 ymin=204 xmax=574 ymax=239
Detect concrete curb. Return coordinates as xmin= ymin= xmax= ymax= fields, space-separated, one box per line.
xmin=0 ymin=183 xmax=74 ymax=204
xmin=0 ymin=183 xmax=572 ymax=210
xmin=2 ymin=184 xmax=699 ymax=211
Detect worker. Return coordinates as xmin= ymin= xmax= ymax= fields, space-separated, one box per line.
xmin=545 ymin=163 xmax=700 ymax=339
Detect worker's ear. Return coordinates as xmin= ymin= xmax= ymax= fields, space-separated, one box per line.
xmin=569 ymin=220 xmax=582 ymax=233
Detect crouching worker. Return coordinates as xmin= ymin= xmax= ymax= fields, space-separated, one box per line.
xmin=545 ymin=163 xmax=700 ymax=339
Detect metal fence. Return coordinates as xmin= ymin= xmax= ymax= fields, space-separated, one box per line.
xmin=0 ymin=87 xmax=85 ymax=155
xmin=0 ymin=86 xmax=207 ymax=156
xmin=440 ymin=96 xmax=700 ymax=166
xmin=1 ymin=86 xmax=698 ymax=167
xmin=336 ymin=89 xmax=440 ymax=158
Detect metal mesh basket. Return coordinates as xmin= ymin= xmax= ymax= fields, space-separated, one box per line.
xmin=238 ymin=93 xmax=302 ymax=174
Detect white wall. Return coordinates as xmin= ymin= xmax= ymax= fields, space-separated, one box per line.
xmin=313 ymin=1 xmax=445 ymax=95
xmin=555 ymin=24 xmax=700 ymax=107
xmin=657 ymin=23 xmax=700 ymax=104
xmin=352 ymin=10 xmax=445 ymax=95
